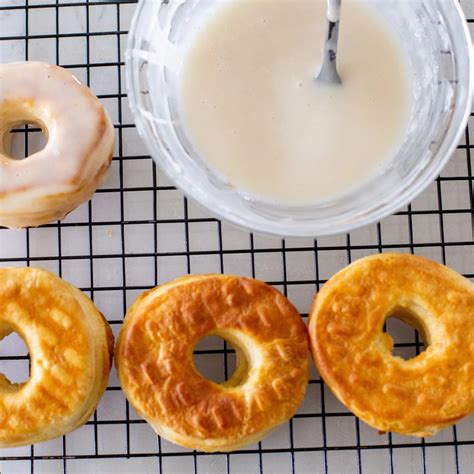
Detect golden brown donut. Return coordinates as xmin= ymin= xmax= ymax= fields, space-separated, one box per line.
xmin=309 ymin=253 xmax=474 ymax=437
xmin=0 ymin=267 xmax=114 ymax=447
xmin=115 ymin=274 xmax=309 ymax=452
xmin=0 ymin=62 xmax=115 ymax=229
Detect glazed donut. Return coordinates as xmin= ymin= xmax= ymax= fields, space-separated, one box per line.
xmin=0 ymin=62 xmax=115 ymax=229
xmin=116 ymin=275 xmax=309 ymax=452
xmin=309 ymin=253 xmax=474 ymax=437
xmin=0 ymin=267 xmax=114 ymax=447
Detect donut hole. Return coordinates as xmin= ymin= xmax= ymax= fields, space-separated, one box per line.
xmin=0 ymin=331 xmax=30 ymax=386
xmin=5 ymin=122 xmax=48 ymax=160
xmin=193 ymin=335 xmax=238 ymax=384
xmin=385 ymin=308 xmax=429 ymax=360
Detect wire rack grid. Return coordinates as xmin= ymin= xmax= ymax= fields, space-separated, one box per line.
xmin=0 ymin=0 xmax=473 ymax=473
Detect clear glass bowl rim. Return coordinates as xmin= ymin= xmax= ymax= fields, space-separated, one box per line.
xmin=126 ymin=0 xmax=473 ymax=237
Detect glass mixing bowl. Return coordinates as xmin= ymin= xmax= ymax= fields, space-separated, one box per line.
xmin=126 ymin=0 xmax=473 ymax=237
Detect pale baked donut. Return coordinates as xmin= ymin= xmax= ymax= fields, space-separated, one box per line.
xmin=309 ymin=253 xmax=474 ymax=437
xmin=0 ymin=61 xmax=115 ymax=229
xmin=0 ymin=267 xmax=114 ymax=447
xmin=116 ymin=275 xmax=309 ymax=452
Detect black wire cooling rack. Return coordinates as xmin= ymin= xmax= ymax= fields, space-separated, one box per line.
xmin=0 ymin=1 xmax=473 ymax=473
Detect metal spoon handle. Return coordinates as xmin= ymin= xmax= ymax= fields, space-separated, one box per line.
xmin=316 ymin=0 xmax=342 ymax=84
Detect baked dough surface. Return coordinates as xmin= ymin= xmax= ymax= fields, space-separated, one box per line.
xmin=309 ymin=253 xmax=474 ymax=437
xmin=116 ymin=275 xmax=309 ymax=452
xmin=0 ymin=267 xmax=113 ymax=447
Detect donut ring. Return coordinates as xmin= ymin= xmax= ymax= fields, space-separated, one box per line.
xmin=309 ymin=253 xmax=474 ymax=437
xmin=0 ymin=62 xmax=115 ymax=229
xmin=0 ymin=267 xmax=114 ymax=447
xmin=116 ymin=275 xmax=309 ymax=452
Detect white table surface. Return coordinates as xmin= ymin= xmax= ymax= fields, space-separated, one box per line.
xmin=0 ymin=1 xmax=473 ymax=473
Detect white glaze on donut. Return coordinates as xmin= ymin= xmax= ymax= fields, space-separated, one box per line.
xmin=0 ymin=62 xmax=115 ymax=228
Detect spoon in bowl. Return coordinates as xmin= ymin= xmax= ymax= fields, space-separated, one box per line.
xmin=316 ymin=0 xmax=342 ymax=84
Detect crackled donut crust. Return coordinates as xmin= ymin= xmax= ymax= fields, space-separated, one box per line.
xmin=116 ymin=275 xmax=309 ymax=452
xmin=0 ymin=267 xmax=114 ymax=447
xmin=309 ymin=253 xmax=474 ymax=437
xmin=0 ymin=61 xmax=115 ymax=228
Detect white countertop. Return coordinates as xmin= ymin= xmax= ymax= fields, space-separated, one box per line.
xmin=0 ymin=1 xmax=473 ymax=473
